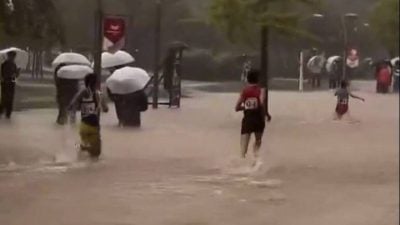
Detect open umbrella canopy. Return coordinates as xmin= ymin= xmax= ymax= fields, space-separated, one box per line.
xmin=57 ymin=65 xmax=93 ymax=80
xmin=99 ymin=51 xmax=135 ymax=69
xmin=326 ymin=56 xmax=341 ymax=73
xmin=0 ymin=47 xmax=29 ymax=68
xmin=106 ymin=67 xmax=150 ymax=95
xmin=391 ymin=57 xmax=399 ymax=66
xmin=307 ymin=55 xmax=326 ymax=74
xmin=52 ymin=53 xmax=91 ymax=67
xmin=169 ymin=41 xmax=189 ymax=50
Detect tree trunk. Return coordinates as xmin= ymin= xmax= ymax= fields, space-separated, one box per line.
xmin=39 ymin=51 xmax=44 ymax=79
xmin=261 ymin=26 xmax=271 ymax=121
xmin=35 ymin=51 xmax=40 ymax=79
xmin=93 ymin=0 xmax=103 ymax=90
xmin=152 ymin=0 xmax=162 ymax=109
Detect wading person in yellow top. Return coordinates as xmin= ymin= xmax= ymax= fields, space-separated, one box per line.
xmin=68 ymin=73 xmax=108 ymax=159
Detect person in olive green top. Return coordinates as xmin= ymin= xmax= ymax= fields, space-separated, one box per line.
xmin=68 ymin=74 xmax=108 ymax=159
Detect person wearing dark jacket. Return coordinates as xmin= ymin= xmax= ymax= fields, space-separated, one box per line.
xmin=0 ymin=51 xmax=19 ymax=119
xmin=162 ymin=49 xmax=176 ymax=105
xmin=329 ymin=59 xmax=343 ymax=89
xmin=107 ymin=88 xmax=148 ymax=127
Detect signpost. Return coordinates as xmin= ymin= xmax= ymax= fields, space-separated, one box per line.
xmin=170 ymin=50 xmax=184 ymax=108
xmin=103 ymin=17 xmax=126 ymax=53
xmin=299 ymin=51 xmax=304 ymax=92
xmin=341 ymin=13 xmax=359 ymax=80
xmin=346 ymin=48 xmax=360 ymax=69
xmin=260 ymin=25 xmax=272 ymax=121
xmin=152 ymin=0 xmax=162 ymax=109
xmin=94 ymin=0 xmax=103 ymax=89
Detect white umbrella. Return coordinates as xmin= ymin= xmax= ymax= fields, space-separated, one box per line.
xmin=391 ymin=57 xmax=399 ymax=66
xmin=57 ymin=65 xmax=93 ymax=80
xmin=99 ymin=50 xmax=135 ymax=69
xmin=307 ymin=55 xmax=326 ymax=74
xmin=106 ymin=67 xmax=150 ymax=94
xmin=52 ymin=53 xmax=91 ymax=67
xmin=325 ymin=56 xmax=341 ymax=73
xmin=0 ymin=47 xmax=29 ymax=68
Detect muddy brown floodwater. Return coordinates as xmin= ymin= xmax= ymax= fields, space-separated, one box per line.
xmin=0 ymin=81 xmax=398 ymax=225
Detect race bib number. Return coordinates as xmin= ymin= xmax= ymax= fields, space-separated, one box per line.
xmin=244 ymin=98 xmax=259 ymax=110
xmin=82 ymin=103 xmax=96 ymax=116
xmin=339 ymin=98 xmax=348 ymax=105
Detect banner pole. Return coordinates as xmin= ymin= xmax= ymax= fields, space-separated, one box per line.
xmin=94 ymin=0 xmax=103 ymax=90
xmin=152 ymin=0 xmax=162 ymax=109
xmin=299 ymin=51 xmax=304 ymax=92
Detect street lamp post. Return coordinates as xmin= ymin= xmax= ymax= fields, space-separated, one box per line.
xmin=299 ymin=13 xmax=325 ymax=92
xmin=152 ymin=0 xmax=162 ymax=109
xmin=341 ymin=13 xmax=358 ymax=81
xmin=94 ymin=0 xmax=104 ymax=89
xmin=260 ymin=25 xmax=271 ymax=120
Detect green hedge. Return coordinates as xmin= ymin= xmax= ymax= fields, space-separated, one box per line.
xmin=182 ymin=49 xmax=247 ymax=81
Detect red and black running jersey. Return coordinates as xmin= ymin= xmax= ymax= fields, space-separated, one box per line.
xmin=241 ymin=85 xmax=263 ymax=117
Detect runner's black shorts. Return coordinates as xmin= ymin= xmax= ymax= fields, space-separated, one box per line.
xmin=241 ymin=116 xmax=265 ymax=134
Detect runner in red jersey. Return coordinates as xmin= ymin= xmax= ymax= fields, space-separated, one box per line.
xmin=235 ymin=70 xmax=266 ymax=164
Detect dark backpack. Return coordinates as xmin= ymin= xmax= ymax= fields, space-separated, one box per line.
xmin=137 ymin=90 xmax=148 ymax=112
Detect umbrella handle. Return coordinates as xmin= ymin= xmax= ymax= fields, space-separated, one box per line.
xmin=144 ymin=77 xmax=153 ymax=89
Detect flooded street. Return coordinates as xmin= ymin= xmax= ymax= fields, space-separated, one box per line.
xmin=0 ymin=82 xmax=398 ymax=225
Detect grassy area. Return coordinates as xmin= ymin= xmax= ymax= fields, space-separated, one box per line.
xmin=10 ymin=75 xmax=339 ymax=111
xmin=191 ymin=78 xmax=333 ymax=93
xmin=14 ymin=83 xmax=56 ymax=111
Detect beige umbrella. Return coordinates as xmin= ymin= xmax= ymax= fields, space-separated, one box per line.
xmin=106 ymin=67 xmax=150 ymax=94
xmin=0 ymin=47 xmax=29 ymax=68
xmin=52 ymin=53 xmax=91 ymax=67
xmin=99 ymin=50 xmax=135 ymax=69
xmin=57 ymin=65 xmax=93 ymax=80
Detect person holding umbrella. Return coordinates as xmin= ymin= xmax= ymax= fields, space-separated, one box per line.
xmin=0 ymin=51 xmax=20 ymax=119
xmin=54 ymin=64 xmax=80 ymax=125
xmin=106 ymin=67 xmax=149 ymax=127
xmin=326 ymin=56 xmax=342 ymax=89
xmin=68 ymin=73 xmax=108 ymax=159
xmin=307 ymin=51 xmax=326 ymax=88
xmin=52 ymin=52 xmax=92 ymax=125
xmin=56 ymin=64 xmax=95 ymax=125
xmin=100 ymin=50 xmax=136 ymax=125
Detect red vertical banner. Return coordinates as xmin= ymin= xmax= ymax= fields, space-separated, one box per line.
xmin=346 ymin=48 xmax=359 ymax=69
xmin=103 ymin=17 xmax=126 ymax=53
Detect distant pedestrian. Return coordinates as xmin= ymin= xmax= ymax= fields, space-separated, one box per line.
xmin=334 ymin=80 xmax=365 ymax=120
xmin=307 ymin=53 xmax=326 ymax=88
xmin=375 ymin=61 xmax=392 ymax=94
xmin=0 ymin=51 xmax=20 ymax=119
xmin=54 ymin=63 xmax=80 ymax=125
xmin=241 ymin=60 xmax=252 ymax=83
xmin=107 ymin=88 xmax=148 ymax=127
xmin=327 ymin=57 xmax=342 ymax=89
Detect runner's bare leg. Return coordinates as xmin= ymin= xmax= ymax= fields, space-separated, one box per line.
xmin=252 ymin=133 xmax=263 ymax=167
xmin=240 ymin=134 xmax=251 ymax=158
